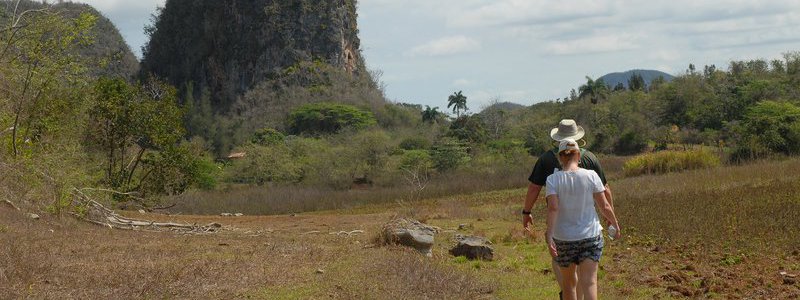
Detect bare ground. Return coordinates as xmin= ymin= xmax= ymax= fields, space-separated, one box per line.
xmin=2 ymin=160 xmax=800 ymax=299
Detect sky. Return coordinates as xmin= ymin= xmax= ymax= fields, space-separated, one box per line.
xmin=73 ymin=0 xmax=800 ymax=110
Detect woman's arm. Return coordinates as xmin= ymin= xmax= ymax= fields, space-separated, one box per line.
xmin=593 ymin=191 xmax=621 ymax=240
xmin=545 ymin=194 xmax=559 ymax=258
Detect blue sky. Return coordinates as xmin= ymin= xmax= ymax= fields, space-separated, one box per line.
xmin=76 ymin=0 xmax=800 ymax=110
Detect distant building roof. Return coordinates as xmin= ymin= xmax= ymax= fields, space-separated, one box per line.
xmin=227 ymin=152 xmax=246 ymax=159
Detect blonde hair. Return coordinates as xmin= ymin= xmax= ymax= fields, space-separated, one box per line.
xmin=558 ymin=143 xmax=580 ymax=167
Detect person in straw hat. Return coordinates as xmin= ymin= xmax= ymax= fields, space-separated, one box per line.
xmin=521 ymin=119 xmax=616 ymax=299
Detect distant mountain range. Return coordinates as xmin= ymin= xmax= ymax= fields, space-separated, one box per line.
xmin=598 ymin=69 xmax=674 ymax=89
xmin=480 ymin=101 xmax=526 ymax=113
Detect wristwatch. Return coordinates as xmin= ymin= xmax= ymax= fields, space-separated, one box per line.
xmin=522 ymin=210 xmax=532 ymax=215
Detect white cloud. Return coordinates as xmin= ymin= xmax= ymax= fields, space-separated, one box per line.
xmin=407 ymin=36 xmax=481 ymax=57
xmin=452 ymin=79 xmax=471 ymax=86
xmin=656 ymin=65 xmax=675 ymax=74
xmin=447 ymin=0 xmax=609 ymax=28
xmin=545 ymin=34 xmax=640 ymax=56
xmin=648 ymin=50 xmax=682 ymax=62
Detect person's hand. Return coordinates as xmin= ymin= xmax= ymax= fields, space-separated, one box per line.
xmin=522 ymin=214 xmax=533 ymax=234
xmin=547 ymin=235 xmax=558 ymax=258
xmin=613 ymin=225 xmax=622 ymax=240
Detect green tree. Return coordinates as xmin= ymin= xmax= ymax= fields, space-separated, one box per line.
xmin=735 ymin=100 xmax=800 ymax=157
xmin=447 ymin=91 xmax=468 ymax=117
xmin=251 ymin=128 xmax=286 ymax=145
xmin=448 ymin=115 xmax=487 ymax=143
xmin=287 ymin=102 xmax=376 ymax=135
xmin=0 ymin=5 xmax=97 ymax=157
xmin=421 ymin=105 xmax=442 ymax=124
xmin=430 ymin=138 xmax=470 ymax=172
xmin=225 ymin=143 xmax=303 ymax=185
xmin=87 ymin=78 xmax=204 ymax=199
xmin=628 ymin=73 xmax=646 ymax=92
xmin=578 ymin=76 xmax=609 ymax=104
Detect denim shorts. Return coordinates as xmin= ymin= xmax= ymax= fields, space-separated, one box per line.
xmin=553 ymin=235 xmax=604 ymax=268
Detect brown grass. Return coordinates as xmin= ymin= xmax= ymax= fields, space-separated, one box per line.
xmin=0 ymin=207 xmax=494 ymax=299
xmin=2 ymin=158 xmax=800 ymax=299
xmin=615 ymin=158 xmax=800 ymax=252
xmin=166 ymin=169 xmax=531 ymax=216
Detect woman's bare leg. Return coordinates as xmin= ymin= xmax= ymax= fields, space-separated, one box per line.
xmin=577 ymin=259 xmax=599 ymax=300
xmin=560 ymin=264 xmax=578 ymax=300
xmin=552 ymin=260 xmax=564 ymax=287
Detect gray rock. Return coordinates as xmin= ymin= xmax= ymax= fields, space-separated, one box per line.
xmin=26 ymin=213 xmax=40 ymax=220
xmin=382 ymin=218 xmax=438 ymax=257
xmin=138 ymin=209 xmax=146 ymax=214
xmin=220 ymin=213 xmax=233 ymax=217
xmin=234 ymin=213 xmax=244 ymax=217
xmin=450 ymin=235 xmax=494 ymax=261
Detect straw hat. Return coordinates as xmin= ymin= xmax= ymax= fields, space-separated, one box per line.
xmin=550 ymin=119 xmax=585 ymax=141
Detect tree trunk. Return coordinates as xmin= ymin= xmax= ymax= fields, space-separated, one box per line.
xmin=10 ymin=110 xmax=19 ymax=157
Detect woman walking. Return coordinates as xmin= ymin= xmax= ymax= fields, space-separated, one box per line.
xmin=545 ymin=139 xmax=621 ymax=300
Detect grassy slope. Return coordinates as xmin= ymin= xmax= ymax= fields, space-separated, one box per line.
xmin=1 ymin=159 xmax=799 ymax=299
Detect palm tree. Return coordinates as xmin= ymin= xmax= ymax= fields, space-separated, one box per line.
xmin=421 ymin=106 xmax=441 ymax=124
xmin=578 ymin=77 xmax=609 ymax=104
xmin=447 ymin=91 xmax=468 ymax=117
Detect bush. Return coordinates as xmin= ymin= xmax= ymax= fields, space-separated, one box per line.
xmin=731 ymin=100 xmax=800 ymax=160
xmin=398 ymin=150 xmax=433 ymax=171
xmin=399 ymin=137 xmax=432 ymax=150
xmin=251 ymin=128 xmax=285 ymax=145
xmin=224 ymin=143 xmax=303 ymax=185
xmin=431 ymin=138 xmax=471 ymax=172
xmin=287 ymin=102 xmax=376 ymax=135
xmin=614 ymin=130 xmax=648 ymax=155
xmin=623 ymin=149 xmax=721 ymax=176
xmin=448 ymin=115 xmax=487 ymax=143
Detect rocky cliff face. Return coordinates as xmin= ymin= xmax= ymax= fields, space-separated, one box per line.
xmin=1 ymin=1 xmax=139 ymax=79
xmin=140 ymin=0 xmax=366 ymax=111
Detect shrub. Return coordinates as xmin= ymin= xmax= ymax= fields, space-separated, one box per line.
xmin=224 ymin=144 xmax=303 ymax=185
xmin=399 ymin=150 xmax=434 ymax=171
xmin=731 ymin=100 xmax=800 ymax=161
xmin=251 ymin=128 xmax=285 ymax=145
xmin=287 ymin=102 xmax=376 ymax=135
xmin=431 ymin=138 xmax=471 ymax=172
xmin=623 ymin=149 xmax=720 ymax=176
xmin=523 ymin=133 xmax=553 ymax=156
xmin=614 ymin=130 xmax=648 ymax=155
xmin=399 ymin=137 xmax=432 ymax=150
xmin=448 ymin=115 xmax=487 ymax=143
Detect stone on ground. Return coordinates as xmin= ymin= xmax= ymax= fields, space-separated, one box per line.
xmin=450 ymin=234 xmax=494 ymax=261
xmin=381 ymin=218 xmax=438 ymax=257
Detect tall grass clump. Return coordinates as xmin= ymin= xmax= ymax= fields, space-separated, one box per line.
xmin=623 ymin=149 xmax=720 ymax=176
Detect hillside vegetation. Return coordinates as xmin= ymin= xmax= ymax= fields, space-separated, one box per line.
xmin=0 ymin=0 xmax=138 ymax=78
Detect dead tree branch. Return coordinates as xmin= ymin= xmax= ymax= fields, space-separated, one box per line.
xmin=70 ymin=188 xmax=221 ymax=233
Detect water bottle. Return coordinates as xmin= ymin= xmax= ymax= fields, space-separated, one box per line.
xmin=607 ymin=225 xmax=618 ymax=241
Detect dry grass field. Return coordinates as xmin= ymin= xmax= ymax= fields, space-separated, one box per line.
xmin=1 ymin=158 xmax=800 ymax=299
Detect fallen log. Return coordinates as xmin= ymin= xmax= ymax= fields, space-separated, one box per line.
xmin=2 ymin=199 xmax=20 ymax=211
xmin=71 ymin=188 xmax=222 ymax=234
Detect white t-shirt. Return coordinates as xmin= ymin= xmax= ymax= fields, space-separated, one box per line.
xmin=545 ymin=168 xmax=606 ymax=241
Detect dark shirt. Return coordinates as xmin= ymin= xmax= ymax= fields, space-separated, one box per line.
xmin=528 ymin=148 xmax=608 ymax=186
